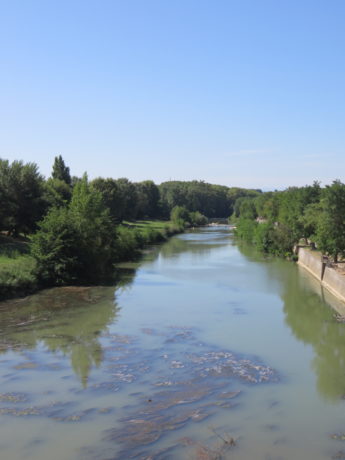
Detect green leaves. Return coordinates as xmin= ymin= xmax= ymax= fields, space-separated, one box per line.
xmin=0 ymin=159 xmax=45 ymax=236
xmin=51 ymin=155 xmax=71 ymax=185
xmin=315 ymin=180 xmax=345 ymax=262
xmin=31 ymin=175 xmax=117 ymax=285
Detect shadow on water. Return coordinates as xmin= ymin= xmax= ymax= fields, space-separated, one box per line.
xmin=237 ymin=240 xmax=345 ymax=401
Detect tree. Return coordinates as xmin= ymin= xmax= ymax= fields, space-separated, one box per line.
xmin=315 ymin=180 xmax=345 ymax=262
xmin=170 ymin=205 xmax=190 ymax=224
xmin=51 ymin=155 xmax=71 ymax=185
xmin=113 ymin=178 xmax=138 ymax=221
xmin=0 ymin=159 xmax=45 ymax=235
xmin=277 ymin=182 xmax=321 ymax=243
xmin=31 ymin=174 xmax=117 ymax=285
xmin=43 ymin=178 xmax=72 ymax=209
xmin=135 ymin=180 xmax=160 ymax=219
xmin=91 ymin=177 xmax=139 ymax=222
xmin=68 ymin=175 xmax=117 ymax=279
xmin=92 ymin=178 xmax=120 ymax=222
xmin=189 ymin=211 xmax=208 ymax=226
xmin=30 ymin=207 xmax=82 ymax=285
xmin=159 ymin=180 xmax=251 ymax=218
xmin=233 ymin=197 xmax=257 ymax=219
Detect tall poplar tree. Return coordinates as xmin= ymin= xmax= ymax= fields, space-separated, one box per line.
xmin=51 ymin=155 xmax=71 ymax=186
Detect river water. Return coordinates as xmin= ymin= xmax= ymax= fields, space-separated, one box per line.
xmin=1 ymin=226 xmax=345 ymax=460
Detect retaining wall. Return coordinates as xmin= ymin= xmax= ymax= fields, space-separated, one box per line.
xmin=297 ymin=247 xmax=323 ymax=281
xmin=298 ymin=247 xmax=345 ymax=303
xmin=322 ymin=266 xmax=345 ymax=303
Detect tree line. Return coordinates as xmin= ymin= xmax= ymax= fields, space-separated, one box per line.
xmin=233 ymin=180 xmax=345 ymax=262
xmin=0 ymin=156 xmax=258 ymax=290
xmin=0 ymin=156 xmax=260 ymax=237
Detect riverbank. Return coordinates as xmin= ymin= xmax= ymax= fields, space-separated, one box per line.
xmin=298 ymin=246 xmax=345 ymax=304
xmin=0 ymin=220 xmax=184 ymax=302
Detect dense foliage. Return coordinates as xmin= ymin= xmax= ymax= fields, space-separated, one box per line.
xmin=4 ymin=156 xmax=255 ymax=294
xmin=159 ymin=181 xmax=260 ymax=218
xmin=11 ymin=153 xmax=345 ymax=295
xmin=233 ymin=180 xmax=345 ymax=261
xmin=0 ymin=159 xmax=46 ymax=236
xmin=52 ymin=155 xmax=71 ymax=185
xmin=31 ymin=176 xmax=117 ymax=285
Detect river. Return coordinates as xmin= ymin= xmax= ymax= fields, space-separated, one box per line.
xmin=1 ymin=226 xmax=345 ymax=460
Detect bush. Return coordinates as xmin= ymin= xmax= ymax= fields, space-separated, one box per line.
xmin=31 ymin=207 xmax=83 ymax=285
xmin=170 ymin=206 xmax=190 ymax=227
xmin=114 ymin=225 xmax=168 ymax=262
xmin=114 ymin=226 xmax=142 ymax=261
xmin=253 ymin=222 xmax=274 ymax=252
xmin=235 ymin=218 xmax=258 ymax=243
xmin=268 ymin=224 xmax=295 ymax=256
xmin=189 ymin=211 xmax=208 ymax=226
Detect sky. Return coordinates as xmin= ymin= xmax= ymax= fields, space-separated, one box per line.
xmin=1 ymin=0 xmax=345 ymax=190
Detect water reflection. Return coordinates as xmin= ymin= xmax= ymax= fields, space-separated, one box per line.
xmin=0 ymin=228 xmax=232 ymax=388
xmin=0 ymin=285 xmax=123 ymax=386
xmin=3 ymin=227 xmax=345 ymax=400
xmin=281 ymin=267 xmax=345 ymax=401
xmin=237 ymin=241 xmax=345 ymax=401
xmin=159 ymin=227 xmax=231 ymax=259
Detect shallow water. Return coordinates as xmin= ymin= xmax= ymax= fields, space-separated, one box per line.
xmin=1 ymin=227 xmax=345 ymax=459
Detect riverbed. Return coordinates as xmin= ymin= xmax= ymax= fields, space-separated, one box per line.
xmin=1 ymin=226 xmax=345 ymax=460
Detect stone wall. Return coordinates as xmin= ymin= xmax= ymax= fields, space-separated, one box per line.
xmin=297 ymin=247 xmax=324 ymax=281
xmin=323 ymin=266 xmax=345 ymax=303
xmin=298 ymin=247 xmax=345 ymax=303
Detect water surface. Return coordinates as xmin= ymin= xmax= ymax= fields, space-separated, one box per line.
xmin=1 ymin=227 xmax=345 ymax=460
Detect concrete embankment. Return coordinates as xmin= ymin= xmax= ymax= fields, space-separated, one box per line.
xmin=298 ymin=247 xmax=345 ymax=304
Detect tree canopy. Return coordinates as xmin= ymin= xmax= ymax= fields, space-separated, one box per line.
xmin=0 ymin=159 xmax=45 ymax=236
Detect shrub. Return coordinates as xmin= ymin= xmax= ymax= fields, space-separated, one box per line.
xmin=170 ymin=206 xmax=190 ymax=226
xmin=235 ymin=218 xmax=258 ymax=243
xmin=114 ymin=226 xmax=142 ymax=260
xmin=189 ymin=211 xmax=208 ymax=226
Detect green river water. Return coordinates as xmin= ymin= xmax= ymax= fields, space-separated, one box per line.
xmin=1 ymin=226 xmax=345 ymax=460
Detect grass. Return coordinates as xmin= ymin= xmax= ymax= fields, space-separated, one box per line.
xmin=0 ymin=234 xmax=37 ymax=299
xmin=0 ymin=220 xmax=184 ymax=301
xmin=0 ymin=234 xmax=30 ymax=257
xmin=122 ymin=219 xmax=170 ymax=230
xmin=0 ymin=254 xmax=37 ymax=299
xmin=123 ymin=219 xmax=186 ymax=236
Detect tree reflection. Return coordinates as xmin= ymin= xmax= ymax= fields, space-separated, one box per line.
xmin=0 ymin=270 xmax=136 ymax=386
xmin=279 ymin=266 xmax=345 ymax=401
xmin=159 ymin=228 xmax=230 ymax=259
xmin=237 ymin=241 xmax=345 ymax=401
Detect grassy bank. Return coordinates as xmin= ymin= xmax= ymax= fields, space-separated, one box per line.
xmin=115 ymin=219 xmax=185 ymax=262
xmin=0 ymin=255 xmax=37 ymax=299
xmin=0 ymin=235 xmax=38 ymax=300
xmin=0 ymin=220 xmax=183 ymax=301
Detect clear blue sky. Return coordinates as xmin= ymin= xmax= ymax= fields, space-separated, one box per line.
xmin=1 ymin=0 xmax=345 ymax=189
